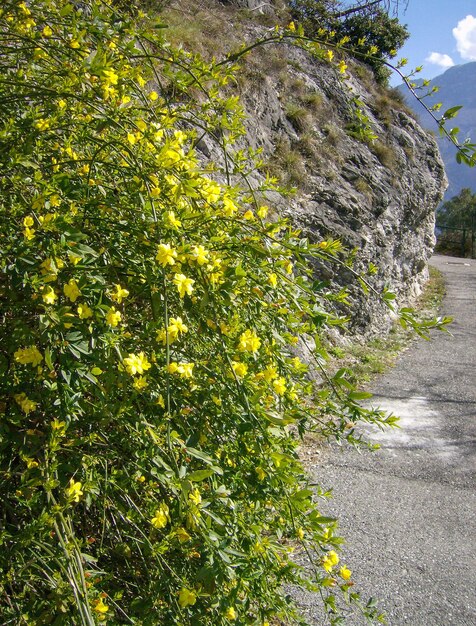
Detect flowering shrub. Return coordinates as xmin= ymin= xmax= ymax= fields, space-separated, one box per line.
xmin=0 ymin=1 xmax=450 ymax=624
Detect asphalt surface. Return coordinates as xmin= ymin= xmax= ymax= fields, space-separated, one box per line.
xmin=299 ymin=255 xmax=476 ymax=625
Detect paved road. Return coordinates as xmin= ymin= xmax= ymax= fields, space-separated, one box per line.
xmin=299 ymin=255 xmax=476 ymax=625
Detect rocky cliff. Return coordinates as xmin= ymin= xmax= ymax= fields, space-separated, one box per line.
xmin=167 ymin=0 xmax=447 ymax=334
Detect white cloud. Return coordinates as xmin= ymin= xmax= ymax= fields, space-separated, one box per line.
xmin=453 ymin=14 xmax=476 ymax=60
xmin=425 ymin=52 xmax=455 ymax=69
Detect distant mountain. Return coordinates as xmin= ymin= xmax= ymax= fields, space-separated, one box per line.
xmin=397 ymin=62 xmax=476 ymax=201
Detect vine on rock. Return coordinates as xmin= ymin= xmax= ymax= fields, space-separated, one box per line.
xmin=0 ymin=1 xmax=450 ymax=624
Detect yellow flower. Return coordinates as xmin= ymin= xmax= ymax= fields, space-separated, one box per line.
xmin=178 ymin=588 xmax=197 ymax=608
xmin=327 ymin=49 xmax=334 ymax=61
xmin=338 ymin=60 xmax=347 ymax=74
xmin=70 ymin=38 xmax=81 ymax=49
xmin=151 ymin=502 xmax=170 ymax=529
xmin=238 ymin=329 xmax=261 ymax=353
xmin=161 ymin=316 xmax=189 ymax=343
xmin=42 ymin=25 xmax=53 ymax=37
xmin=14 ymin=346 xmax=43 ymax=367
xmin=297 ymin=527 xmax=305 ymax=540
xmin=339 ymin=565 xmax=352 ymax=580
xmin=256 ymin=467 xmax=266 ymax=481
xmin=14 ymin=393 xmax=37 ymax=415
xmin=268 ymin=273 xmax=277 ymax=287
xmin=133 ymin=376 xmax=148 ymax=390
xmin=272 ymin=377 xmax=286 ymax=396
xmin=127 ymin=132 xmax=138 ymax=145
xmin=200 ymin=178 xmax=221 ymax=204
xmin=322 ymin=555 xmax=333 ymax=573
xmin=63 ymin=279 xmax=81 ymax=302
xmin=102 ymin=68 xmax=119 ymax=85
xmin=35 ymin=118 xmax=50 ymax=131
xmin=23 ymin=215 xmax=34 ymax=227
xmin=173 ymin=274 xmax=194 ymax=298
xmin=123 ymin=352 xmax=151 ymax=376
xmin=188 ymin=488 xmax=201 ymax=506
xmin=65 ymin=478 xmax=83 ymax=503
xmin=222 ymin=196 xmax=237 ymax=216
xmin=225 ymin=607 xmax=237 ymax=620
xmin=167 ymin=362 xmax=195 ymax=379
xmin=111 ymin=283 xmax=129 ymax=303
xmin=19 ymin=2 xmax=31 ymax=15
xmin=328 ymin=550 xmax=339 ymax=566
xmin=257 ymin=205 xmax=269 ymax=219
xmin=77 ymin=303 xmax=93 ymax=319
xmin=23 ymin=226 xmax=35 ymax=240
xmin=322 ymin=550 xmax=340 ymax=572
xmin=262 ymin=365 xmax=277 ymax=381
xmin=106 ymin=307 xmax=121 ymax=327
xmin=190 ymin=245 xmax=209 ymax=266
xmin=149 ymin=90 xmax=158 ymax=101
xmin=156 ymin=243 xmax=178 ymax=267
xmin=243 ymin=210 xmax=254 ymax=220
xmin=170 ymin=316 xmax=188 ymax=334
xmin=232 ymin=361 xmax=248 ymax=378
xmin=42 ymin=286 xmax=57 ymax=305
xmin=164 ymin=210 xmax=182 ymax=229
xmin=93 ymin=598 xmax=109 ymax=614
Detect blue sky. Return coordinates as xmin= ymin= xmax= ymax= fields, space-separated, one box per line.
xmin=389 ymin=0 xmax=476 ymax=84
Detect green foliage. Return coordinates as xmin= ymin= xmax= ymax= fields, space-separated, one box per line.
xmin=0 ymin=1 xmax=451 ymax=625
xmin=437 ymin=188 xmax=476 ymax=229
xmin=289 ymin=1 xmax=409 ymax=83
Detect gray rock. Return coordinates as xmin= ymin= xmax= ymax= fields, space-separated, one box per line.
xmin=235 ymin=45 xmax=447 ymax=335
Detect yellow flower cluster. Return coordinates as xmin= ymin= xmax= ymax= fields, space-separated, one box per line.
xmin=157 ymin=316 xmax=188 ymax=345
xmin=173 ymin=273 xmax=194 ymax=298
xmin=110 ymin=283 xmax=129 ymax=303
xmin=14 ymin=346 xmax=43 ymax=367
xmin=94 ymin=597 xmax=109 ymax=616
xmin=339 ymin=565 xmax=352 ymax=580
xmin=322 ymin=550 xmax=339 ymax=573
xmin=65 ymin=478 xmax=83 ymax=503
xmin=106 ymin=307 xmax=121 ymax=327
xmin=178 ymin=587 xmax=197 ymax=608
xmin=232 ymin=361 xmax=248 ymax=378
xmin=22 ymin=215 xmax=35 ymax=240
xmin=14 ymin=393 xmax=37 ymax=414
xmin=123 ymin=352 xmax=151 ymax=376
xmin=151 ymin=502 xmax=170 ymax=529
xmin=156 ymin=243 xmax=177 ymax=267
xmin=167 ymin=362 xmax=194 ymax=378
xmin=77 ymin=303 xmax=93 ymax=319
xmin=64 ymin=278 xmax=81 ymax=302
xmin=238 ymin=329 xmax=261 ymax=353
xmin=42 ymin=286 xmax=57 ymax=304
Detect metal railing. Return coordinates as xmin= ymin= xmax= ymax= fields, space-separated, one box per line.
xmin=435 ymin=223 xmax=476 ymax=259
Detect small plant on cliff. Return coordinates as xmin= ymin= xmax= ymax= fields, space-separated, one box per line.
xmin=289 ymin=1 xmax=409 ymax=83
xmin=0 ymin=1 xmax=452 ymax=625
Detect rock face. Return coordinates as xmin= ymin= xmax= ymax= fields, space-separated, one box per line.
xmin=203 ymin=3 xmax=448 ymax=334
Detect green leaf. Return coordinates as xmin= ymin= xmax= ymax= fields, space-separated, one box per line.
xmin=442 ymin=105 xmax=462 ymax=120
xmin=44 ymin=348 xmax=54 ymax=371
xmin=187 ymin=469 xmax=214 ymax=482
xmin=348 ymin=391 xmax=373 ymax=401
